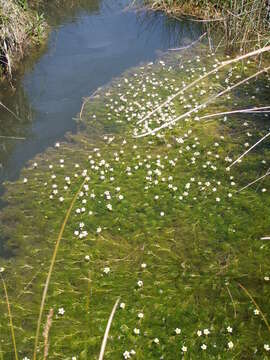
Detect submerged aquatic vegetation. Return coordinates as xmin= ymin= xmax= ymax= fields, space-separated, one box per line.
xmin=0 ymin=45 xmax=270 ymax=359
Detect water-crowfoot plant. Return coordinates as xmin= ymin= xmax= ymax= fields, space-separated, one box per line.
xmin=0 ymin=45 xmax=270 ymax=359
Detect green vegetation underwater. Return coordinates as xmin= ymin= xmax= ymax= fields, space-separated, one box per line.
xmin=0 ymin=15 xmax=270 ymax=360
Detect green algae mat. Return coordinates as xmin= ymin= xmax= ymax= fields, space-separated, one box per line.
xmin=0 ymin=47 xmax=270 ymax=359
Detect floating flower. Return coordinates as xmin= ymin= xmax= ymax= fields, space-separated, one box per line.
xmin=103 ymin=267 xmax=110 ymax=274
xmin=58 ymin=308 xmax=65 ymax=315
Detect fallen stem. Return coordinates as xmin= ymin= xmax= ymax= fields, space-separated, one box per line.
xmin=238 ymin=282 xmax=270 ymax=333
xmin=33 ymin=177 xmax=87 ymax=360
xmin=0 ymin=274 xmax=19 ymax=360
xmin=98 ymin=297 xmax=120 ymax=360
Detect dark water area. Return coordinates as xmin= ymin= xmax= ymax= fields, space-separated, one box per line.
xmin=0 ymin=0 xmax=202 ymax=195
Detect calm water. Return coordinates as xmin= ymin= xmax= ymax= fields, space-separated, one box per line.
xmin=0 ymin=0 xmax=202 ymax=193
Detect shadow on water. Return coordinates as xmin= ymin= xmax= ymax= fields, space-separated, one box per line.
xmin=0 ymin=0 xmax=202 ymax=200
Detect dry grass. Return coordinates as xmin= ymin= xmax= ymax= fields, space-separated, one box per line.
xmin=0 ymin=0 xmax=45 ymax=78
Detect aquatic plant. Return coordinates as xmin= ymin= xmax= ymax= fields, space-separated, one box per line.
xmin=0 ymin=45 xmax=270 ymax=359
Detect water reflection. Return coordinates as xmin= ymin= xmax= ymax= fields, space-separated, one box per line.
xmin=0 ymin=0 xmax=202 ymax=192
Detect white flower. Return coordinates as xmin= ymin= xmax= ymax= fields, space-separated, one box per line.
xmin=58 ymin=307 xmax=65 ymax=315
xmin=72 ymin=357 xmax=77 ymax=360
xmin=130 ymin=349 xmax=136 ymax=355
xmin=228 ymin=341 xmax=234 ymax=349
xmin=264 ymin=276 xmax=269 ymax=281
xmin=133 ymin=328 xmax=140 ymax=335
xmin=141 ymin=263 xmax=147 ymax=269
xmin=197 ymin=330 xmax=202 ymax=337
xmin=264 ymin=344 xmax=270 ymax=351
xmin=153 ymin=338 xmax=159 ymax=344
xmin=106 ymin=204 xmax=112 ymax=211
xmin=137 ymin=280 xmax=143 ymax=287
xmin=201 ymin=344 xmax=207 ymax=350
xmin=23 ymin=178 xmax=28 ymax=184
xmin=97 ymin=227 xmax=102 ymax=233
xmin=118 ymin=194 xmax=124 ymax=200
xmin=119 ymin=302 xmax=126 ymax=309
xmin=175 ymin=328 xmax=181 ymax=335
xmin=181 ymin=345 xmax=187 ymax=352
xmin=254 ymin=309 xmax=259 ymax=315
xmin=23 ymin=357 xmax=30 ymax=360
xmin=55 ymin=142 xmax=60 ymax=148
xmin=203 ymin=328 xmax=210 ymax=335
xmin=160 ymin=212 xmax=165 ymax=216
xmin=123 ymin=351 xmax=130 ymax=359
xmin=0 ymin=267 xmax=5 ymax=273
xmin=138 ymin=312 xmax=144 ymax=319
xmin=59 ymin=197 xmax=64 ymax=202
xmin=103 ymin=267 xmax=110 ymax=274
xmin=85 ymin=255 xmax=90 ymax=261
xmin=227 ymin=326 xmax=233 ymax=333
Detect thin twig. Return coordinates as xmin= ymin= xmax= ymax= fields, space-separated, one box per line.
xmin=0 ymin=135 xmax=26 ymax=140
xmin=0 ymin=101 xmax=22 ymax=122
xmin=199 ymin=106 xmax=270 ymax=121
xmin=238 ymin=168 xmax=270 ymax=192
xmin=43 ymin=309 xmax=54 ymax=360
xmin=0 ymin=274 xmax=19 ymax=360
xmin=98 ymin=297 xmax=120 ymax=360
xmin=226 ymin=285 xmax=237 ymax=318
xmin=229 ymin=132 xmax=270 ymax=169
xmin=168 ymin=32 xmax=207 ymax=51
xmin=238 ymin=282 xmax=270 ymax=333
xmin=33 ymin=177 xmax=87 ymax=360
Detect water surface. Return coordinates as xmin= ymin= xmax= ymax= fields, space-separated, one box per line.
xmin=0 ymin=0 xmax=202 ymax=190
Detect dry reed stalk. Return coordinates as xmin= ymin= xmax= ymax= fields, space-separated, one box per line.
xmin=0 ymin=101 xmax=22 ymax=122
xmin=199 ymin=106 xmax=270 ymax=121
xmin=43 ymin=308 xmax=54 ymax=360
xmin=98 ymin=297 xmax=120 ymax=360
xmin=136 ymin=66 xmax=270 ymax=137
xmin=226 ymin=285 xmax=237 ymax=319
xmin=238 ymin=168 xmax=270 ymax=192
xmin=229 ymin=131 xmax=270 ymax=169
xmin=238 ymin=283 xmax=270 ymax=333
xmin=136 ymin=45 xmax=270 ymax=126
xmin=0 ymin=274 xmax=18 ymax=360
xmin=33 ymin=177 xmax=87 ymax=360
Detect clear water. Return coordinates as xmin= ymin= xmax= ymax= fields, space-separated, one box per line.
xmin=0 ymin=0 xmax=201 ymax=192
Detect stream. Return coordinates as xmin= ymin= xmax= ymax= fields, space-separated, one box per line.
xmin=0 ymin=0 xmax=202 ymax=195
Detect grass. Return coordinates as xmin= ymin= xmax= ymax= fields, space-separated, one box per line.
xmin=0 ymin=45 xmax=270 ymax=359
xmin=142 ymin=0 xmax=270 ymax=52
xmin=0 ymin=0 xmax=46 ymax=79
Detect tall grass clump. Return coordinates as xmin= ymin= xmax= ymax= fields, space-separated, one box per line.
xmin=143 ymin=0 xmax=270 ymax=51
xmin=0 ymin=0 xmax=45 ymax=78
